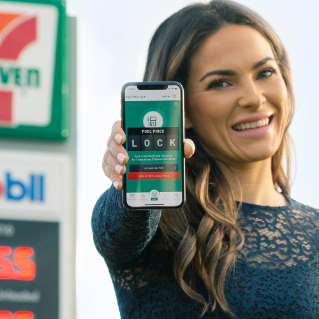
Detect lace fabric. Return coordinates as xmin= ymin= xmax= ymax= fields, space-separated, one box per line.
xmin=237 ymin=198 xmax=319 ymax=269
xmin=92 ymin=188 xmax=319 ymax=318
xmin=227 ymin=198 xmax=319 ymax=318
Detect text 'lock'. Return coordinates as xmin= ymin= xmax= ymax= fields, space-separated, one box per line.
xmin=128 ymin=135 xmax=179 ymax=151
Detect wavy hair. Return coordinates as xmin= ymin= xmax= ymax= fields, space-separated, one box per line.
xmin=143 ymin=0 xmax=295 ymax=316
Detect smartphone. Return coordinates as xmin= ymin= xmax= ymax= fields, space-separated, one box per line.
xmin=121 ymin=81 xmax=185 ymax=209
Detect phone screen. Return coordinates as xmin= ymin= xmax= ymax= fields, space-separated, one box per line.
xmin=122 ymin=83 xmax=185 ymax=208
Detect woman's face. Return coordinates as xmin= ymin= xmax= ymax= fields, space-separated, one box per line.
xmin=186 ymin=25 xmax=288 ymax=166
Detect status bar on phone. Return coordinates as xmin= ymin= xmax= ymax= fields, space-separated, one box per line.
xmin=125 ymin=85 xmax=181 ymax=101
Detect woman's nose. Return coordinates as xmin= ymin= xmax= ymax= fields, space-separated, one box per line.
xmin=237 ymin=81 xmax=266 ymax=109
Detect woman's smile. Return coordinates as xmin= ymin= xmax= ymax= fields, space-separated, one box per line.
xmin=232 ymin=115 xmax=273 ymax=137
xmin=232 ymin=114 xmax=272 ymax=131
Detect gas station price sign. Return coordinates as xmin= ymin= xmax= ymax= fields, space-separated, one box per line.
xmin=0 ymin=219 xmax=59 ymax=319
xmin=0 ymin=151 xmax=75 ymax=319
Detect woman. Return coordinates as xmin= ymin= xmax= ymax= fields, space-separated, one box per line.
xmin=92 ymin=1 xmax=319 ymax=318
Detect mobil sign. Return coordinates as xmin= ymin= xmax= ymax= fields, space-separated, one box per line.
xmin=0 ymin=171 xmax=45 ymax=202
xmin=0 ymin=0 xmax=69 ymax=141
xmin=0 ymin=151 xmax=68 ymax=215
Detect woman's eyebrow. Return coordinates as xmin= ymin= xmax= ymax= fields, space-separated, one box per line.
xmin=252 ymin=57 xmax=275 ymax=70
xmin=199 ymin=70 xmax=236 ymax=82
xmin=199 ymin=57 xmax=275 ymax=83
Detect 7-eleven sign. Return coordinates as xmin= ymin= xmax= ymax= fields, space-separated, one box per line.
xmin=0 ymin=1 xmax=68 ymax=141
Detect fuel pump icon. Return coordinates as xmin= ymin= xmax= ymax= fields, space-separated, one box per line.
xmin=148 ymin=116 xmax=157 ymax=127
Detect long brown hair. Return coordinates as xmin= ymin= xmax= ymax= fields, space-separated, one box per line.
xmin=143 ymin=0 xmax=295 ymax=316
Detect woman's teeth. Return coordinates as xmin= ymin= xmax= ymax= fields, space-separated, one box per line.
xmin=233 ymin=117 xmax=270 ymax=131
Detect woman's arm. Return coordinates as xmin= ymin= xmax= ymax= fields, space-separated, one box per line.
xmin=92 ymin=185 xmax=161 ymax=266
xmin=93 ymin=120 xmax=194 ymax=266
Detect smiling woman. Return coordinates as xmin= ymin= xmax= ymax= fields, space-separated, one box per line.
xmin=187 ymin=25 xmax=288 ymax=168
xmin=92 ymin=0 xmax=319 ymax=318
xmin=185 ymin=24 xmax=291 ymax=207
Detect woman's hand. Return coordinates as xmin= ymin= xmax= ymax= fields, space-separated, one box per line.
xmin=102 ymin=120 xmax=195 ymax=190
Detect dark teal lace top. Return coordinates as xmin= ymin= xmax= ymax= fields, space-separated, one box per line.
xmin=92 ymin=185 xmax=319 ymax=318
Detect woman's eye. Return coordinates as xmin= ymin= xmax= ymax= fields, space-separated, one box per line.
xmin=257 ymin=68 xmax=276 ymax=79
xmin=207 ymin=80 xmax=229 ymax=89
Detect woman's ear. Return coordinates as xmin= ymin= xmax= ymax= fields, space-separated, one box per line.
xmin=185 ymin=115 xmax=193 ymax=129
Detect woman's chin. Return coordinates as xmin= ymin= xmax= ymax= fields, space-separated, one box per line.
xmin=235 ymin=148 xmax=277 ymax=164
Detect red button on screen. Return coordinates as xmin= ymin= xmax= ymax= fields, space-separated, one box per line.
xmin=128 ymin=172 xmax=180 ymax=180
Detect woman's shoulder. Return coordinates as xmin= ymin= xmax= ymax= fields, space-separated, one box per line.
xmin=238 ymin=196 xmax=319 ymax=270
xmin=240 ymin=195 xmax=319 ymax=215
xmin=286 ymin=196 xmax=319 ymax=220
xmin=268 ymin=196 xmax=319 ymax=236
xmin=239 ymin=195 xmax=319 ymax=232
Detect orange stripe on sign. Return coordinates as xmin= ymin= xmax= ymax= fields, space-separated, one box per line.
xmin=0 ymin=13 xmax=22 ymax=33
xmin=14 ymin=311 xmax=34 ymax=319
xmin=128 ymin=172 xmax=180 ymax=180
xmin=0 ymin=16 xmax=37 ymax=60
xmin=0 ymin=311 xmax=13 ymax=319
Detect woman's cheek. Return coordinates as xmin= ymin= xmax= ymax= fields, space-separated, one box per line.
xmin=270 ymin=78 xmax=288 ymax=127
xmin=191 ymin=95 xmax=227 ymax=118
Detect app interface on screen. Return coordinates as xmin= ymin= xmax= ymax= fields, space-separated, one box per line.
xmin=125 ymin=85 xmax=183 ymax=207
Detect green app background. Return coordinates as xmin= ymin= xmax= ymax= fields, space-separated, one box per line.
xmin=125 ymin=100 xmax=182 ymax=193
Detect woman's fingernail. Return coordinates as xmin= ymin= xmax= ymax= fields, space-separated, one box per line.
xmin=113 ymin=181 xmax=119 ymax=189
xmin=188 ymin=141 xmax=195 ymax=153
xmin=115 ymin=164 xmax=123 ymax=174
xmin=115 ymin=134 xmax=122 ymax=144
xmin=117 ymin=153 xmax=126 ymax=164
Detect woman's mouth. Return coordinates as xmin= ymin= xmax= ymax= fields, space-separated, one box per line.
xmin=232 ymin=116 xmax=273 ymax=131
